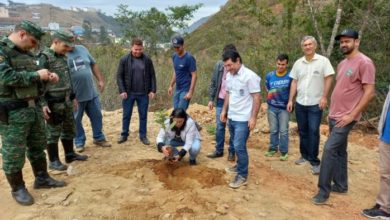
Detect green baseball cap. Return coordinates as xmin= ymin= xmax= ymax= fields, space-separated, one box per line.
xmin=18 ymin=20 xmax=45 ymax=40
xmin=52 ymin=30 xmax=75 ymax=47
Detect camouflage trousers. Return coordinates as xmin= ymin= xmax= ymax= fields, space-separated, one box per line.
xmin=0 ymin=107 xmax=46 ymax=174
xmin=46 ymin=101 xmax=75 ymax=144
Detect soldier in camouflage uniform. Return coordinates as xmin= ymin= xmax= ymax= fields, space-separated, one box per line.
xmin=0 ymin=20 xmax=66 ymax=206
xmin=39 ymin=30 xmax=88 ymax=171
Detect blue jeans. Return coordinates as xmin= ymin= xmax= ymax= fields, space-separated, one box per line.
xmin=228 ymin=119 xmax=250 ymax=178
xmin=267 ymin=105 xmax=289 ymax=153
xmin=215 ymin=98 xmax=234 ymax=154
xmin=73 ymin=96 xmax=106 ymax=146
xmin=168 ymin=139 xmax=201 ymax=160
xmin=121 ymin=94 xmax=149 ymax=139
xmin=173 ymin=89 xmax=190 ymax=110
xmin=295 ymin=102 xmax=323 ymax=166
xmin=318 ymin=119 xmax=355 ymax=197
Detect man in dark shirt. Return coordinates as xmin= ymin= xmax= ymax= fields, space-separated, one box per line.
xmin=116 ymin=38 xmax=156 ymax=145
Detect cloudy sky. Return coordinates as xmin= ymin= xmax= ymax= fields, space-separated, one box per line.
xmin=0 ymin=0 xmax=228 ymax=24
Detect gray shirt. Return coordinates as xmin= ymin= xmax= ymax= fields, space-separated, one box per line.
xmin=130 ymin=56 xmax=146 ymax=95
xmin=67 ymin=45 xmax=98 ymax=102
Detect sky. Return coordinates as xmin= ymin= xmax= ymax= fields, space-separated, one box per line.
xmin=1 ymin=0 xmax=228 ymax=25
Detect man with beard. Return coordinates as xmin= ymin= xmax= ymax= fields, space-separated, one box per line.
xmin=116 ymin=38 xmax=156 ymax=145
xmin=0 ymin=20 xmax=65 ymax=206
xmin=312 ymin=29 xmax=376 ymax=205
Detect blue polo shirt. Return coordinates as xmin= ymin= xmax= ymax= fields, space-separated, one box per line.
xmin=381 ymin=107 xmax=390 ymax=143
xmin=172 ymin=52 xmax=196 ymax=92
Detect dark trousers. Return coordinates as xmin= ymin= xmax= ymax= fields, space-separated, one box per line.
xmin=121 ymin=94 xmax=149 ymax=139
xmin=295 ymin=102 xmax=323 ymax=166
xmin=317 ymin=119 xmax=356 ymax=197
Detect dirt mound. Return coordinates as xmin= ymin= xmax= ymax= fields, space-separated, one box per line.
xmin=102 ymin=159 xmax=226 ymax=190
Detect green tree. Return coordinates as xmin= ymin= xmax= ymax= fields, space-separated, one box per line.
xmin=115 ymin=4 xmax=201 ymax=55
xmin=166 ymin=4 xmax=203 ymax=30
xmin=82 ymin=19 xmax=93 ymax=42
xmin=99 ymin=25 xmax=111 ymax=45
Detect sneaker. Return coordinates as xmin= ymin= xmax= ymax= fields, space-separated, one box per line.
xmin=331 ymin=184 xmax=347 ymax=194
xmin=207 ymin=151 xmax=223 ymax=158
xmin=140 ymin=137 xmax=150 ymax=145
xmin=93 ymin=140 xmax=111 ymax=147
xmin=225 ymin=165 xmax=238 ymax=174
xmin=295 ymin=157 xmax=307 ymax=165
xmin=279 ymin=153 xmax=288 ymax=161
xmin=264 ymin=150 xmax=277 ymax=157
xmin=311 ymin=165 xmax=320 ymax=175
xmin=75 ymin=145 xmax=85 ymax=153
xmin=362 ymin=207 xmax=390 ymax=219
xmin=229 ymin=175 xmax=247 ymax=189
xmin=312 ymin=193 xmax=329 ymax=205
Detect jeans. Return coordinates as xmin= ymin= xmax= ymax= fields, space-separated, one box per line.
xmin=228 ymin=119 xmax=250 ymax=178
xmin=267 ymin=105 xmax=289 ymax=153
xmin=173 ymin=89 xmax=190 ymax=110
xmin=168 ymin=139 xmax=201 ymax=160
xmin=215 ymin=98 xmax=234 ymax=154
xmin=295 ymin=102 xmax=323 ymax=166
xmin=121 ymin=94 xmax=149 ymax=139
xmin=318 ymin=119 xmax=355 ymax=197
xmin=377 ymin=141 xmax=390 ymax=213
xmin=73 ymin=96 xmax=106 ymax=146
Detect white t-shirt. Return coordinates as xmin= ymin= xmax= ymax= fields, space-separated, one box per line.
xmin=226 ymin=64 xmax=261 ymax=121
xmin=290 ymin=53 xmax=335 ymax=106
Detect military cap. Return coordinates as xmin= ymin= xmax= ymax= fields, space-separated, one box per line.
xmin=52 ymin=30 xmax=75 ymax=47
xmin=18 ymin=20 xmax=45 ymax=40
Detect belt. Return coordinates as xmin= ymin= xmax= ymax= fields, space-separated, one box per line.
xmin=1 ymin=99 xmax=38 ymax=111
xmin=46 ymin=96 xmax=70 ymax=104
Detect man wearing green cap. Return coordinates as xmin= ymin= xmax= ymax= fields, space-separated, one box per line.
xmin=0 ymin=20 xmax=66 ymax=206
xmin=39 ymin=30 xmax=88 ymax=171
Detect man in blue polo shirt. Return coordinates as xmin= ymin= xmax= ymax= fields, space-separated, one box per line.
xmin=168 ymin=36 xmax=197 ymax=110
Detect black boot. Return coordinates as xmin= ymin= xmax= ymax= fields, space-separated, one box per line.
xmin=5 ymin=171 xmax=34 ymax=205
xmin=31 ymin=159 xmax=66 ymax=189
xmin=47 ymin=143 xmax=67 ymax=171
xmin=61 ymin=139 xmax=88 ymax=163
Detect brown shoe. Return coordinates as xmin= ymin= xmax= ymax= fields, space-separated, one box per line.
xmin=93 ymin=140 xmax=111 ymax=147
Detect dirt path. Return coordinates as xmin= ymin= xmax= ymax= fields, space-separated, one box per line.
xmin=0 ymin=104 xmax=380 ymax=219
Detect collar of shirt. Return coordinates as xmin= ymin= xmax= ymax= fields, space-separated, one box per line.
xmin=303 ymin=53 xmax=320 ymax=63
xmin=229 ymin=64 xmax=245 ymax=76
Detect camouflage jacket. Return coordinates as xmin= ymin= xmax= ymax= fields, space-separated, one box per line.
xmin=0 ymin=36 xmax=42 ymax=102
xmin=38 ymin=47 xmax=73 ymax=105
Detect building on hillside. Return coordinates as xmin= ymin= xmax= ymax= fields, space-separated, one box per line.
xmin=48 ymin=22 xmax=59 ymax=30
xmin=82 ymin=7 xmax=97 ymax=12
xmin=32 ymin=12 xmax=40 ymax=20
xmin=71 ymin=26 xmax=84 ymax=36
xmin=0 ymin=6 xmax=9 ymax=18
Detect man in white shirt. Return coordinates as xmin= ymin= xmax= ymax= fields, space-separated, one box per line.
xmin=287 ymin=36 xmax=335 ymax=175
xmin=221 ymin=50 xmax=261 ymax=189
